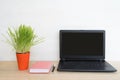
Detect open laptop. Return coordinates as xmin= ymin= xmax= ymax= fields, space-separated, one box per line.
xmin=57 ymin=30 xmax=117 ymax=72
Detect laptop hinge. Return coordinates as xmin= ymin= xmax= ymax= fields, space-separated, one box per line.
xmin=99 ymin=59 xmax=105 ymax=62
xmin=61 ymin=58 xmax=105 ymax=61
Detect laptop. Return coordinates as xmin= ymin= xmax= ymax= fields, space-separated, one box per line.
xmin=57 ymin=30 xmax=117 ymax=72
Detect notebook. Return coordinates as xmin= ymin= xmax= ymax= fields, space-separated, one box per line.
xmin=57 ymin=30 xmax=117 ymax=72
xmin=29 ymin=61 xmax=53 ymax=73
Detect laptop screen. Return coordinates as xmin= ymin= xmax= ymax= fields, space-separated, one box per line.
xmin=60 ymin=30 xmax=105 ymax=60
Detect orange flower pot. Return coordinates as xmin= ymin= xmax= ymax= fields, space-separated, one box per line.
xmin=16 ymin=52 xmax=30 ymax=70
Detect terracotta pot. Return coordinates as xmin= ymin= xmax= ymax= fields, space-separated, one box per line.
xmin=16 ymin=52 xmax=30 ymax=70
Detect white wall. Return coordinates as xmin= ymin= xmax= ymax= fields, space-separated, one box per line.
xmin=0 ymin=0 xmax=120 ymax=61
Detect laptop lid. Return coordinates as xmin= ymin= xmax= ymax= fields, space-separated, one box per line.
xmin=60 ymin=30 xmax=105 ymax=60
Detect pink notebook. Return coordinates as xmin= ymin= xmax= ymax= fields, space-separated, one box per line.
xmin=29 ymin=61 xmax=53 ymax=73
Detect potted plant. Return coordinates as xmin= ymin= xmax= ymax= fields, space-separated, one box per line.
xmin=5 ymin=25 xmax=43 ymax=70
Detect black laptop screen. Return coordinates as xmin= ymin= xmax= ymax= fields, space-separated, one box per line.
xmin=60 ymin=30 xmax=105 ymax=60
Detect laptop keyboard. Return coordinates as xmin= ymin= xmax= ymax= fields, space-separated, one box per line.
xmin=61 ymin=61 xmax=106 ymax=70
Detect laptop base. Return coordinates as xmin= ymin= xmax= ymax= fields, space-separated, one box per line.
xmin=57 ymin=60 xmax=117 ymax=72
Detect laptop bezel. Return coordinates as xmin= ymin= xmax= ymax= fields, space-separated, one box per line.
xmin=60 ymin=30 xmax=105 ymax=60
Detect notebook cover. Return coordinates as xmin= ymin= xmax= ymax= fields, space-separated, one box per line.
xmin=29 ymin=61 xmax=53 ymax=73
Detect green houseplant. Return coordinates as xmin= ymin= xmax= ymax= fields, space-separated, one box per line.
xmin=5 ymin=25 xmax=43 ymax=70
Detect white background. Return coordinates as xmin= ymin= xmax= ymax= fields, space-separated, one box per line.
xmin=0 ymin=0 xmax=120 ymax=61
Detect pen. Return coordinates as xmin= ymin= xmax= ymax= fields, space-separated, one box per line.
xmin=52 ymin=65 xmax=55 ymax=72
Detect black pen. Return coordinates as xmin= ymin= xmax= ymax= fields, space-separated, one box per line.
xmin=52 ymin=65 xmax=55 ymax=72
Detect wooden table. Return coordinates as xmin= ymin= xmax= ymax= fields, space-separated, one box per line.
xmin=0 ymin=61 xmax=119 ymax=80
